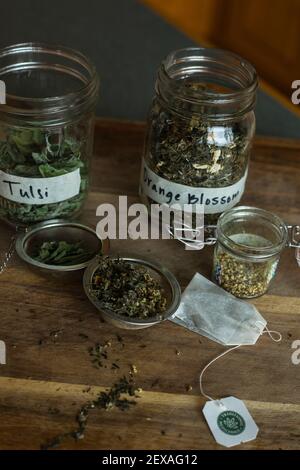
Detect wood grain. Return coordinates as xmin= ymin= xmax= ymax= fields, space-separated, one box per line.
xmin=0 ymin=119 xmax=299 ymax=450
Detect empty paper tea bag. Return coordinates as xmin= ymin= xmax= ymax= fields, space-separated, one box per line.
xmin=171 ymin=273 xmax=266 ymax=345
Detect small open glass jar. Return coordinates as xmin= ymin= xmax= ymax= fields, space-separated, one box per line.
xmin=211 ymin=206 xmax=298 ymax=298
xmin=0 ymin=43 xmax=99 ymax=227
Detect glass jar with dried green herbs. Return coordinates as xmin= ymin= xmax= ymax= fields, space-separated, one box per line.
xmin=212 ymin=206 xmax=289 ymax=298
xmin=140 ymin=48 xmax=257 ymax=225
xmin=0 ymin=43 xmax=99 ymax=227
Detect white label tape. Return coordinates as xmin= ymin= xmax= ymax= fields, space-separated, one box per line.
xmin=140 ymin=159 xmax=247 ymax=214
xmin=0 ymin=169 xmax=81 ymax=205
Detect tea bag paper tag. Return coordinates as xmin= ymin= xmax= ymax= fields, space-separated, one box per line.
xmin=203 ymin=396 xmax=258 ymax=447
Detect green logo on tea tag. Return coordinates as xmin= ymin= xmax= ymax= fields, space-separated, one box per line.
xmin=217 ymin=410 xmax=246 ymax=435
xmin=203 ymin=396 xmax=258 ymax=447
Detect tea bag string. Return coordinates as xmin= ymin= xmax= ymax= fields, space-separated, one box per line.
xmin=257 ymin=322 xmax=282 ymax=342
xmin=199 ymin=325 xmax=282 ymax=403
xmin=199 ymin=344 xmax=241 ymax=402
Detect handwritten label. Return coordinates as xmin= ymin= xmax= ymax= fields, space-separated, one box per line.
xmin=0 ymin=169 xmax=81 ymax=205
xmin=140 ymin=160 xmax=247 ymax=214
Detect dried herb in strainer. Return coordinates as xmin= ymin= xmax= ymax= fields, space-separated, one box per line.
xmin=33 ymin=240 xmax=94 ymax=266
xmin=90 ymin=257 xmax=167 ymax=319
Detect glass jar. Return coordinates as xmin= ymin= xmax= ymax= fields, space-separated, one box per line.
xmin=0 ymin=43 xmax=99 ymax=227
xmin=140 ymin=47 xmax=257 ymax=225
xmin=212 ymin=206 xmax=289 ymax=298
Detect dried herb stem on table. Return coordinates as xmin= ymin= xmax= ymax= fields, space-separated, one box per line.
xmin=90 ymin=257 xmax=167 ymax=319
xmin=0 ymin=128 xmax=87 ymax=224
xmin=89 ymin=341 xmax=112 ymax=368
xmin=34 ymin=240 xmax=94 ymax=266
xmin=41 ymin=376 xmax=139 ymax=450
xmin=38 ymin=329 xmax=64 ymax=346
xmin=41 ymin=336 xmax=141 ymax=450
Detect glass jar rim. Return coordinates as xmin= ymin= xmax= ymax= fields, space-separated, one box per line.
xmin=162 ymin=47 xmax=257 ymax=98
xmin=216 ymin=206 xmax=288 ymax=260
xmin=0 ymin=42 xmax=99 ymax=124
xmin=157 ymin=47 xmax=257 ymax=118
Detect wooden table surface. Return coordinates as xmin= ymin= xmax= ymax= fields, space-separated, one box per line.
xmin=0 ymin=119 xmax=299 ymax=450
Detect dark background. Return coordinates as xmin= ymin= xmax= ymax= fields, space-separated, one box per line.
xmin=0 ymin=0 xmax=299 ymax=137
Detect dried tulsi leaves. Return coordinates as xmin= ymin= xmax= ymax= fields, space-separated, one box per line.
xmin=34 ymin=240 xmax=94 ymax=266
xmin=0 ymin=127 xmax=87 ymax=225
